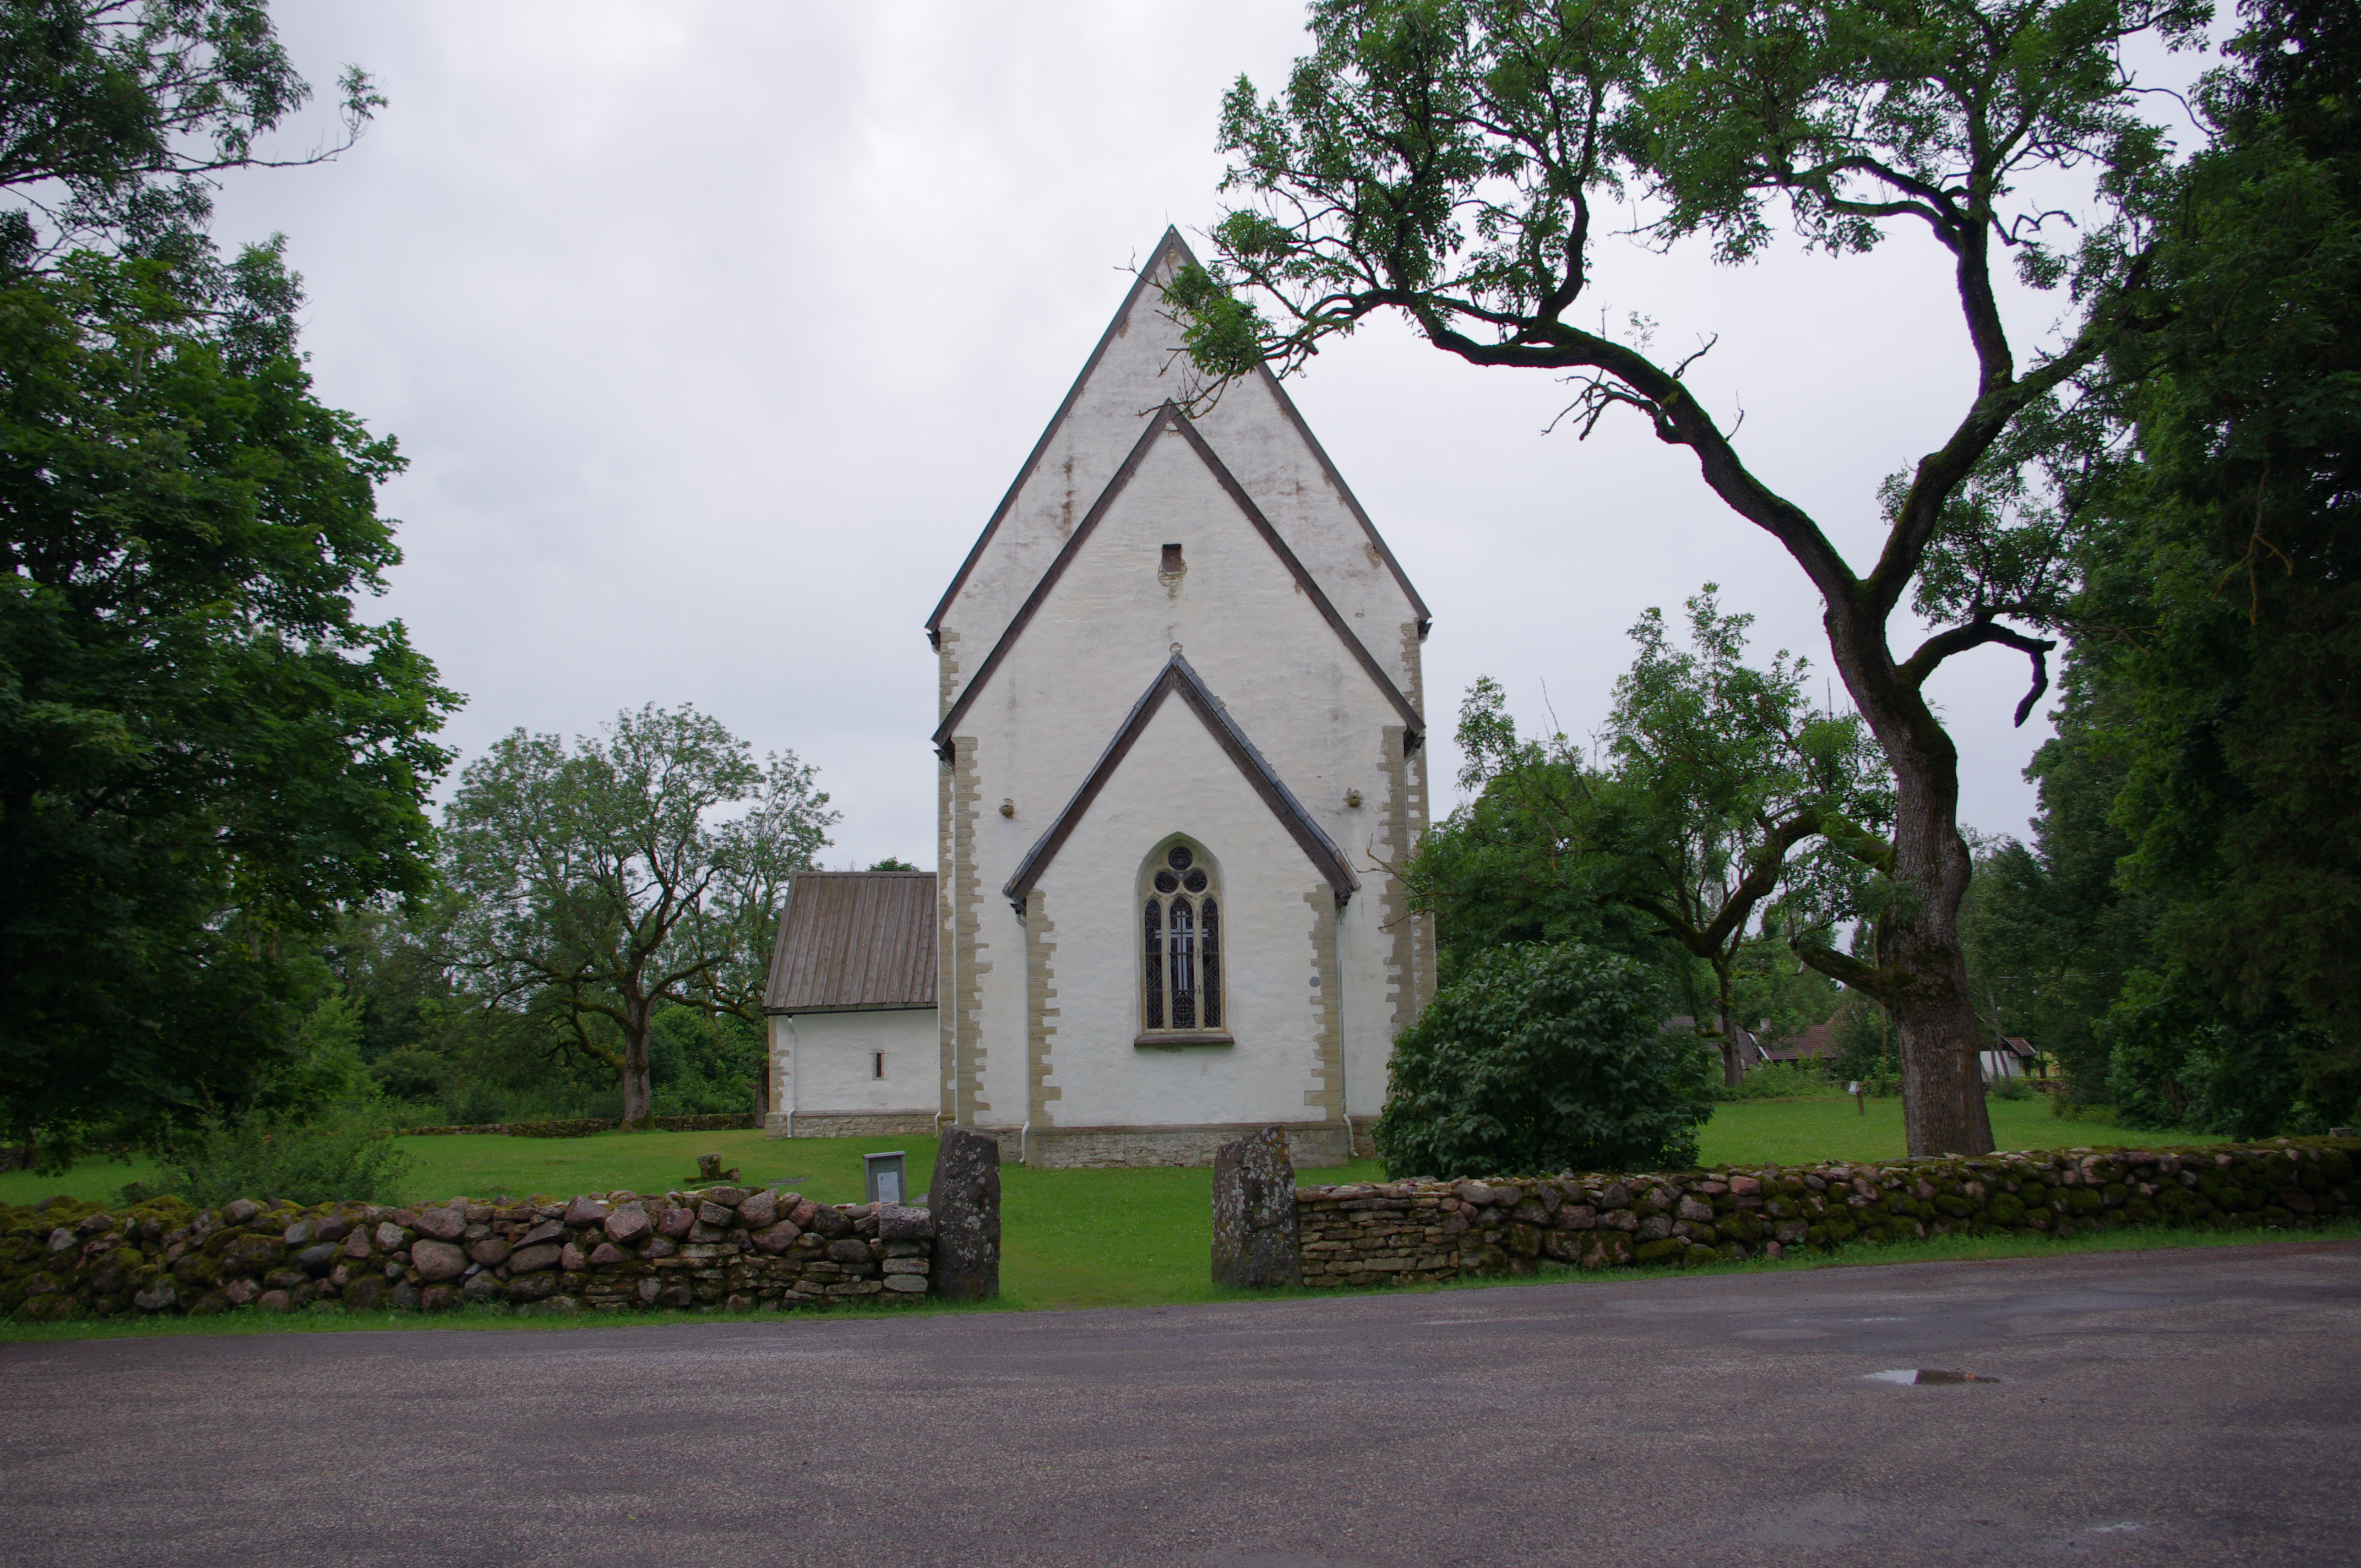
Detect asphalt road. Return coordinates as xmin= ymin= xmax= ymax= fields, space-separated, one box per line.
xmin=3 ymin=1241 xmax=2355 ymax=1567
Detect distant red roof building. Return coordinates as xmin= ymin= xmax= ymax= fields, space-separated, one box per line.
xmin=1762 ymin=1020 xmax=1837 ymax=1064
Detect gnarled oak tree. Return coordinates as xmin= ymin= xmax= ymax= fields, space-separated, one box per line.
xmin=1170 ymin=0 xmax=2205 ymax=1153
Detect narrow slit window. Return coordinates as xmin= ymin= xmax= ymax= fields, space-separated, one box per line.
xmin=872 ymin=1051 xmax=884 ymax=1080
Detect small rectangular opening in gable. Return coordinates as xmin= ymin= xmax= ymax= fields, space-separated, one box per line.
xmin=872 ymin=1051 xmax=885 ymax=1080
xmin=1160 ymin=542 xmax=1184 ymax=573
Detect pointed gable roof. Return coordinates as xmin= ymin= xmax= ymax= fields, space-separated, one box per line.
xmin=926 ymin=227 xmax=1428 ymax=649
xmin=931 ymin=404 xmax=1423 ymax=753
xmin=1003 ymin=653 xmax=1358 ymax=908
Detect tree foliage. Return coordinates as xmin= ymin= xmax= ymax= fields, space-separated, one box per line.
xmin=0 ymin=2 xmax=450 ymax=1146
xmin=1169 ymin=0 xmax=2209 ymax=1155
xmin=1960 ymin=0 xmax=2360 ymax=1134
xmin=0 ymin=0 xmax=380 ymax=265
xmin=1412 ymin=587 xmax=1884 ymax=1082
xmin=1373 ymin=941 xmax=1713 ymax=1178
xmin=438 ymin=705 xmax=835 ymax=1125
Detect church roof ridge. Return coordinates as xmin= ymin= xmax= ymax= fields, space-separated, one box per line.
xmin=928 ymin=404 xmax=1423 ymax=753
xmin=1001 ymin=652 xmax=1358 ymax=908
xmin=924 ymin=226 xmax=1428 ymax=645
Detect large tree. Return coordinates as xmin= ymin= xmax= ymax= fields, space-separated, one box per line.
xmin=1427 ymin=587 xmax=1886 ymax=1086
xmin=439 ymin=705 xmax=836 ymax=1125
xmin=0 ymin=1 xmax=450 ymax=1144
xmin=1169 ymin=0 xmax=2204 ymax=1153
xmin=2078 ymin=0 xmax=2360 ymax=1125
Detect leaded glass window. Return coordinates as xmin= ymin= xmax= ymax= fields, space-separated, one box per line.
xmin=1140 ymin=842 xmax=1226 ymax=1036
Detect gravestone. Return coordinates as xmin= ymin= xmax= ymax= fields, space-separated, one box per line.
xmin=932 ymin=1125 xmax=1000 ymax=1300
xmin=1211 ymin=1127 xmax=1300 ymax=1288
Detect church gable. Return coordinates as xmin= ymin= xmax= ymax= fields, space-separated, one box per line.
xmin=929 ymin=229 xmax=1427 ymax=712
xmin=1005 ymin=654 xmax=1356 ymax=905
xmin=932 ymin=406 xmax=1421 ymax=757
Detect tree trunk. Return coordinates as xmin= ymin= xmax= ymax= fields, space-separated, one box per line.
xmin=1814 ymin=605 xmax=1996 ymax=1157
xmin=1714 ymin=967 xmax=1743 ymax=1090
xmin=621 ymin=1003 xmax=654 ymax=1128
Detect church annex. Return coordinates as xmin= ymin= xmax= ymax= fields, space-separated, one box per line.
xmin=927 ymin=229 xmax=1437 ymax=1168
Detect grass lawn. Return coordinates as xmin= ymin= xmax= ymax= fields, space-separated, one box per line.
xmin=0 ymin=1097 xmax=2266 ymax=1332
xmin=1696 ymin=1091 xmax=2216 ymax=1167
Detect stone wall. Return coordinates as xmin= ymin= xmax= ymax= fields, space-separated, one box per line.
xmin=1 ymin=1185 xmax=939 ymax=1322
xmin=396 ymin=1113 xmax=757 ymax=1139
xmin=1291 ymin=1137 xmax=2358 ymax=1288
xmin=767 ymin=1112 xmax=940 ymax=1140
xmin=1022 ymin=1120 xmax=1355 ymax=1170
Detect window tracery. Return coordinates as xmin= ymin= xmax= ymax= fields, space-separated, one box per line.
xmin=1140 ymin=842 xmax=1224 ymax=1037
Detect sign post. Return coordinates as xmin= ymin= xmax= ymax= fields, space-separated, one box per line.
xmin=1849 ymin=1081 xmax=1866 ymax=1116
xmin=864 ymin=1150 xmax=908 ymax=1206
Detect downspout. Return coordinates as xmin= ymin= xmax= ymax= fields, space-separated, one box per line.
xmin=785 ymin=1014 xmax=798 ymax=1140
xmin=1336 ymin=897 xmax=1352 ymax=1166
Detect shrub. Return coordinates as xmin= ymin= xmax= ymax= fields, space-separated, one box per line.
xmin=1374 ymin=943 xmax=1713 ymax=1179
xmin=136 ymin=1104 xmax=416 ymax=1208
xmin=1987 ymin=1074 xmax=2036 ymax=1101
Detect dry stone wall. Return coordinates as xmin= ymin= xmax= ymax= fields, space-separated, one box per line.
xmin=1292 ymin=1137 xmax=2358 ymax=1287
xmin=395 ymin=1113 xmax=755 ymax=1139
xmin=1 ymin=1185 xmax=939 ymax=1322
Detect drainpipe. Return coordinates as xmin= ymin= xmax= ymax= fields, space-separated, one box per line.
xmin=1019 ymin=1119 xmax=1032 ymax=1168
xmin=784 ymin=1014 xmax=798 ymax=1140
xmin=1335 ymin=900 xmax=1352 ymax=1166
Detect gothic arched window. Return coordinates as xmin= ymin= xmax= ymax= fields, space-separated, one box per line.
xmin=1141 ymin=842 xmax=1224 ymax=1037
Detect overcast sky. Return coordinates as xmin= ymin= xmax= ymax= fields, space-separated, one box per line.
xmin=202 ymin=3 xmax=2207 ymax=870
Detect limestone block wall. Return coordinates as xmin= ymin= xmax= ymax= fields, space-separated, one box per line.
xmin=1293 ymin=1137 xmax=2358 ymax=1287
xmin=2 ymin=1186 xmax=940 ymax=1321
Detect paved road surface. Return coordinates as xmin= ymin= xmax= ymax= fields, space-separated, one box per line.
xmin=4 ymin=1242 xmax=2355 ymax=1566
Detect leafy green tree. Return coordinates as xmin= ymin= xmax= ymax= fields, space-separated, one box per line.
xmin=1406 ymin=681 xmax=1681 ymax=990
xmin=2074 ymin=0 xmax=2361 ymax=1126
xmin=1168 ymin=0 xmax=2204 ymax=1155
xmin=438 ymin=705 xmax=836 ymax=1126
xmin=1374 ymin=942 xmax=1713 ymax=1178
xmin=0 ymin=2 xmax=450 ymax=1147
xmin=1955 ymin=682 xmax=2160 ymax=1100
xmin=1417 ymin=589 xmax=1886 ymax=1087
xmin=1728 ymin=939 xmax=1843 ymax=1049
xmin=0 ymin=0 xmax=380 ymax=266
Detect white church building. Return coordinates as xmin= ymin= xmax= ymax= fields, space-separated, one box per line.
xmin=768 ymin=229 xmax=1435 ymax=1167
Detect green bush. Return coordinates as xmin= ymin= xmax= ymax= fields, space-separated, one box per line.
xmin=133 ymin=1104 xmax=416 ymax=1208
xmin=1374 ymin=943 xmax=1713 ymax=1179
xmin=1987 ymin=1074 xmax=2036 ymax=1101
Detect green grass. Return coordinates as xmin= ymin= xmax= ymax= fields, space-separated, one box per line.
xmin=0 ymin=1099 xmax=2281 ymax=1338
xmin=1695 ymin=1091 xmax=2218 ymax=1168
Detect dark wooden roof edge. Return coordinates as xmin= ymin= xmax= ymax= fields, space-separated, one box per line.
xmin=1002 ymin=654 xmax=1359 ymax=908
xmin=930 ymin=406 xmax=1423 ymax=752
xmin=763 ymin=875 xmax=799 ymax=1012
xmin=926 ymin=227 xmax=1188 ymax=643
xmin=1166 ymin=413 xmax=1423 ymax=734
xmin=925 ymin=226 xmax=1430 ymax=644
xmin=1252 ymin=361 xmax=1429 ymax=628
xmin=764 ymin=1001 xmax=938 ymax=1016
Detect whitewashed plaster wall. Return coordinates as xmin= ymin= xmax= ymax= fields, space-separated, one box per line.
xmin=934 ymin=232 xmax=1423 ymax=709
xmin=1031 ymin=699 xmax=1337 ymax=1128
xmin=774 ymin=1009 xmax=939 ymax=1115
xmin=962 ymin=428 xmax=1405 ymax=821
xmin=954 ymin=429 xmax=1423 ymax=1130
